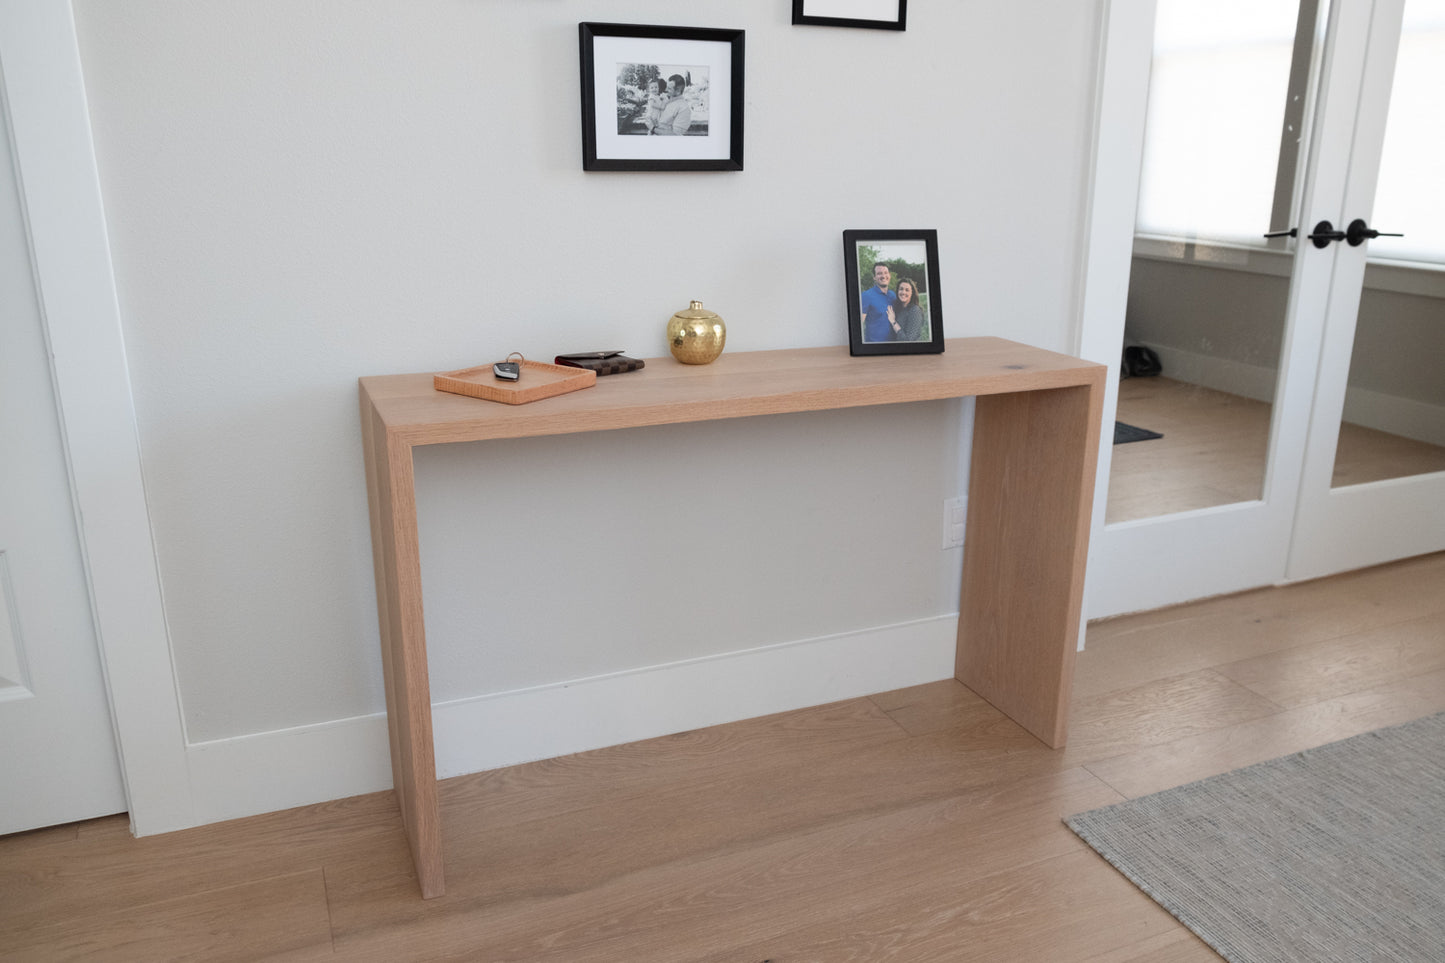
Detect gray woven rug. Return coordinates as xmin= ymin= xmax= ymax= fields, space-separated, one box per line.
xmin=1067 ymin=712 xmax=1445 ymax=962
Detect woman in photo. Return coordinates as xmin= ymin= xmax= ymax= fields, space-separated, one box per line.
xmin=893 ymin=278 xmax=926 ymax=342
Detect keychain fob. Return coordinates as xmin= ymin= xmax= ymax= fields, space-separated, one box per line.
xmin=493 ymin=361 xmax=520 ymax=381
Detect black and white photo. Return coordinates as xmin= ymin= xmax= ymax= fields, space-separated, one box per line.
xmin=580 ymin=23 xmax=744 ymax=171
xmin=843 ymin=230 xmax=944 ymax=356
xmin=614 ymin=64 xmax=709 ymax=137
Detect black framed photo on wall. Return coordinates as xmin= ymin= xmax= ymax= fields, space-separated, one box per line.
xmin=844 ymin=229 xmax=943 ymax=356
xmin=792 ymin=0 xmax=907 ymax=31
xmin=578 ymin=22 xmax=745 ymax=172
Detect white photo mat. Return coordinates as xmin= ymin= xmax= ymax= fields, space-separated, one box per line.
xmin=590 ymin=36 xmax=734 ymax=162
xmin=801 ymin=0 xmax=902 ymax=21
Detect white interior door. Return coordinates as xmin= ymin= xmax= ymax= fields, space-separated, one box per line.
xmin=0 ymin=88 xmax=128 ymax=834
xmin=1289 ymin=0 xmax=1445 ymax=578
xmin=0 ymin=0 xmax=194 ymax=839
xmin=1081 ymin=0 xmax=1433 ymax=618
xmin=1084 ymin=0 xmax=1378 ymax=617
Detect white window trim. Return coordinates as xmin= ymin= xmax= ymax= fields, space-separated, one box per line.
xmin=1133 ymin=234 xmax=1445 ymax=298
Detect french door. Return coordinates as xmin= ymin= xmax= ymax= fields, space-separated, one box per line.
xmin=1082 ymin=0 xmax=1442 ymax=618
xmin=1287 ymin=0 xmax=1445 ymax=580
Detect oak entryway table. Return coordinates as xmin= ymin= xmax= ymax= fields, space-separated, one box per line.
xmin=359 ymin=337 xmax=1105 ymax=898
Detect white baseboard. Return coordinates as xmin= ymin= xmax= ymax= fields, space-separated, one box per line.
xmin=182 ymin=615 xmax=959 ymax=827
xmin=1341 ymin=386 xmax=1445 ymax=448
xmin=186 ymin=712 xmax=393 ymax=826
xmin=1136 ymin=342 xmax=1277 ymax=403
xmin=1139 ymin=342 xmax=1445 ymax=447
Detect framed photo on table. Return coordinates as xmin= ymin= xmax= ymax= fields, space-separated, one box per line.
xmin=579 ymin=22 xmax=745 ymax=172
xmin=844 ymin=229 xmax=943 ymax=356
xmin=792 ymin=0 xmax=907 ymax=31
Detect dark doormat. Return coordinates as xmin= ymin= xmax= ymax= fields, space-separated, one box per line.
xmin=1114 ymin=421 xmax=1163 ymax=445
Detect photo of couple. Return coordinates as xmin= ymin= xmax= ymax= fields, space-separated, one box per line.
xmin=615 ymin=63 xmax=710 ymax=137
xmin=856 ymin=241 xmax=932 ymax=344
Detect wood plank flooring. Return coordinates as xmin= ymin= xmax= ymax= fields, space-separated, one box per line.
xmin=1108 ymin=376 xmax=1445 ymax=523
xmin=4 ymin=551 xmax=1445 ymax=961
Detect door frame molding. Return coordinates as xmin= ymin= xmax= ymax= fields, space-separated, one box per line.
xmin=1 ymin=0 xmax=192 ymax=834
xmin=1073 ymin=0 xmax=1156 ymax=621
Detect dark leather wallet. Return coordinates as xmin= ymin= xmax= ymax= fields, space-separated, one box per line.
xmin=554 ymin=351 xmax=645 ymax=376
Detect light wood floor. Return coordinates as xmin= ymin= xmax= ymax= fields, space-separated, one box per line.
xmin=6 ymin=551 xmax=1445 ymax=961
xmin=1108 ymin=376 xmax=1445 ymax=523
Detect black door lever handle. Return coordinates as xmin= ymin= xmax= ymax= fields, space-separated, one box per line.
xmin=1263 ymin=227 xmax=1298 ymax=239
xmin=1306 ymin=220 xmax=1346 ymax=248
xmin=1346 ymin=218 xmax=1404 ymax=246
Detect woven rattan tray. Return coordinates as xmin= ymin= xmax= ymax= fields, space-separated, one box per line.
xmin=433 ymin=359 xmax=597 ymax=405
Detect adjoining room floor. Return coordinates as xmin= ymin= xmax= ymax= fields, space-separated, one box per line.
xmin=5 ymin=552 xmax=1445 ymax=961
xmin=1108 ymin=376 xmax=1445 ymax=524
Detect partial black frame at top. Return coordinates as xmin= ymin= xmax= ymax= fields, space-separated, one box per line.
xmin=579 ymin=22 xmax=745 ymax=172
xmin=792 ymin=0 xmax=907 ymax=31
xmin=844 ymin=229 xmax=944 ymax=357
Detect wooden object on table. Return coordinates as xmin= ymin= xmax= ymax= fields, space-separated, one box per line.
xmin=359 ymin=336 xmax=1106 ymax=898
xmin=432 ymin=359 xmax=596 ymax=405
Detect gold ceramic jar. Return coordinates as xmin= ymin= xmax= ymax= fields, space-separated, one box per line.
xmin=666 ymin=300 xmax=726 ymax=364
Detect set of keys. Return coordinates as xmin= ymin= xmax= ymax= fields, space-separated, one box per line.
xmin=493 ymin=349 xmax=632 ymax=382
xmin=492 ymin=352 xmax=525 ymax=381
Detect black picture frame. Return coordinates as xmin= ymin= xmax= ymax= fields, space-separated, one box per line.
xmin=579 ymin=22 xmax=745 ymax=172
xmin=844 ymin=230 xmax=944 ymax=356
xmin=792 ymin=0 xmax=907 ymax=31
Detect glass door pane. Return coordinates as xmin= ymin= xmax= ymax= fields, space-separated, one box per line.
xmin=1330 ymin=0 xmax=1445 ymax=487
xmin=1108 ymin=0 xmax=1328 ymax=524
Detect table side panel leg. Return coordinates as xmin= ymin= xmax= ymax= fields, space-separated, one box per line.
xmin=360 ymin=401 xmax=407 ymax=827
xmin=956 ymin=382 xmax=1102 ymax=748
xmin=360 ymin=398 xmax=445 ymax=898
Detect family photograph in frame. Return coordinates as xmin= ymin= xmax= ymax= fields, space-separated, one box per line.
xmin=579 ymin=22 xmax=745 ymax=172
xmin=843 ymin=230 xmax=943 ymax=356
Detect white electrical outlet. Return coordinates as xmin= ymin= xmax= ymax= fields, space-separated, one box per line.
xmin=942 ymin=496 xmax=966 ymax=549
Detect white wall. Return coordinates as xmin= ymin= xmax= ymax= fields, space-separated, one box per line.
xmin=70 ymin=0 xmax=1104 ymax=822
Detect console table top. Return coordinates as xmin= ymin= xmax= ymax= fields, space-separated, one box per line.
xmin=360 ymin=336 xmax=1104 ymax=447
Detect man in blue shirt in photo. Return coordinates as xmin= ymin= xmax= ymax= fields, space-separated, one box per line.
xmin=860 ymin=262 xmax=900 ymax=342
